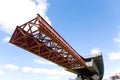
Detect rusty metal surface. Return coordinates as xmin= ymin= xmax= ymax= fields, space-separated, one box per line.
xmin=10 ymin=14 xmax=88 ymax=72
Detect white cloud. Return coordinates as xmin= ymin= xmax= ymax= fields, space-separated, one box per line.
xmin=32 ymin=68 xmax=59 ymax=75
xmin=47 ymin=75 xmax=60 ymax=80
xmin=21 ymin=67 xmax=32 ymax=72
xmin=90 ymin=48 xmax=102 ymax=56
xmin=115 ymin=68 xmax=120 ymax=76
xmin=0 ymin=70 xmax=5 ymax=75
xmin=4 ymin=64 xmax=19 ymax=70
xmin=33 ymin=68 xmax=48 ymax=74
xmin=45 ymin=69 xmax=76 ymax=80
xmin=57 ymin=69 xmax=75 ymax=76
xmin=34 ymin=58 xmax=48 ymax=64
xmin=3 ymin=36 xmax=10 ymax=43
xmin=114 ymin=37 xmax=120 ymax=43
xmin=113 ymin=30 xmax=120 ymax=46
xmin=108 ymin=52 xmax=120 ymax=60
xmin=0 ymin=0 xmax=51 ymax=34
xmin=21 ymin=66 xmax=75 ymax=78
xmin=21 ymin=66 xmax=50 ymax=74
xmin=34 ymin=58 xmax=56 ymax=65
xmin=103 ymin=68 xmax=120 ymax=79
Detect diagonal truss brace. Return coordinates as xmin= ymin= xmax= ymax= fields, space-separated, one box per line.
xmin=10 ymin=14 xmax=90 ymax=73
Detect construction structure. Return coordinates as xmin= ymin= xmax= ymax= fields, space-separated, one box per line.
xmin=9 ymin=14 xmax=104 ymax=80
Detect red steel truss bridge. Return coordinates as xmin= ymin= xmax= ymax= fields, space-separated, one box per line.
xmin=10 ymin=14 xmax=104 ymax=80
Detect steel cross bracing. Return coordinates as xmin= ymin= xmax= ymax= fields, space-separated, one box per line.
xmin=10 ymin=14 xmax=90 ymax=73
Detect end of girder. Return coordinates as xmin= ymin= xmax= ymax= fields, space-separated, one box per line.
xmin=66 ymin=54 xmax=104 ymax=80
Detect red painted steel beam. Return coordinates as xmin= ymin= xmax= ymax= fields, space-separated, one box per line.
xmin=9 ymin=14 xmax=92 ymax=74
xmin=36 ymin=14 xmax=86 ymax=66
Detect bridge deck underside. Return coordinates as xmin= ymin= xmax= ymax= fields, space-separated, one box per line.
xmin=10 ymin=15 xmax=87 ymax=73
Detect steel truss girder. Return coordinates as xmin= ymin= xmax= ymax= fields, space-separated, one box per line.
xmin=10 ymin=14 xmax=88 ymax=72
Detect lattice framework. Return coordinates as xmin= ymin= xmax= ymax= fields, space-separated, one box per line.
xmin=10 ymin=14 xmax=90 ymax=73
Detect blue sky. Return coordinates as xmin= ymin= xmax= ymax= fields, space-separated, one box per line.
xmin=0 ymin=0 xmax=120 ymax=80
